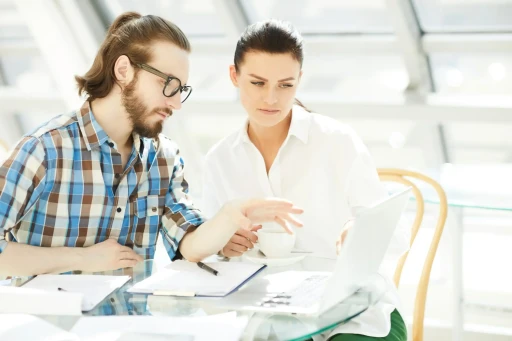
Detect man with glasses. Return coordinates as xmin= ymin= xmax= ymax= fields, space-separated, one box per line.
xmin=0 ymin=12 xmax=302 ymax=277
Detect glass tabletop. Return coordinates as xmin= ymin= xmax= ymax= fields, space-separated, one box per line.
xmin=388 ymin=165 xmax=512 ymax=211
xmin=14 ymin=258 xmax=387 ymax=341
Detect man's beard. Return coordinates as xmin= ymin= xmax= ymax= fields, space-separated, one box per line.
xmin=121 ymin=73 xmax=172 ymax=139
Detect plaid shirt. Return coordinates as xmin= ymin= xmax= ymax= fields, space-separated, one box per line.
xmin=0 ymin=101 xmax=205 ymax=260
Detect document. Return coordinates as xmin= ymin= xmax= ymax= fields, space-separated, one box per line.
xmin=71 ymin=312 xmax=248 ymax=341
xmin=128 ymin=260 xmax=265 ymax=297
xmin=22 ymin=274 xmax=130 ymax=312
xmin=0 ymin=286 xmax=82 ymax=316
xmin=0 ymin=279 xmax=11 ymax=286
xmin=0 ymin=314 xmax=79 ymax=341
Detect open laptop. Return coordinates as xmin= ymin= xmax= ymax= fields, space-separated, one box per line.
xmin=220 ymin=187 xmax=412 ymax=316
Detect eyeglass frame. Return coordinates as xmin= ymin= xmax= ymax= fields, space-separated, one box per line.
xmin=134 ymin=63 xmax=192 ymax=103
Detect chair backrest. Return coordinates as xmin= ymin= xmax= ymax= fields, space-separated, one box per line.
xmin=0 ymin=139 xmax=9 ymax=162
xmin=378 ymin=168 xmax=448 ymax=341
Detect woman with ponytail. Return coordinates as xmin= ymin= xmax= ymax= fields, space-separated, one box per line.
xmin=202 ymin=20 xmax=408 ymax=341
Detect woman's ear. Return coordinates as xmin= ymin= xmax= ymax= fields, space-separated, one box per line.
xmin=229 ymin=65 xmax=239 ymax=87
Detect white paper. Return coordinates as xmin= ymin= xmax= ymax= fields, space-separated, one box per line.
xmin=0 ymin=279 xmax=11 ymax=286
xmin=128 ymin=260 xmax=264 ymax=296
xmin=22 ymin=275 xmax=130 ymax=311
xmin=0 ymin=314 xmax=79 ymax=341
xmin=70 ymin=312 xmax=248 ymax=341
xmin=0 ymin=286 xmax=82 ymax=316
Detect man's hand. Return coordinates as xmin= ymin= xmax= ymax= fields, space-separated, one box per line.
xmin=80 ymin=239 xmax=144 ymax=272
xmin=179 ymin=198 xmax=303 ymax=263
xmin=223 ymin=198 xmax=304 ymax=234
xmin=336 ymin=219 xmax=354 ymax=255
xmin=221 ymin=225 xmax=262 ymax=258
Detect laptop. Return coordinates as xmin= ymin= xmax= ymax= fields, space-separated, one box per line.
xmin=220 ymin=187 xmax=412 ymax=316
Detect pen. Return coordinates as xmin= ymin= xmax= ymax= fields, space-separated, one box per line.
xmin=57 ymin=287 xmax=67 ymax=292
xmin=196 ymin=262 xmax=219 ymax=276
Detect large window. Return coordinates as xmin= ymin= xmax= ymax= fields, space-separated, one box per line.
xmin=413 ymin=0 xmax=512 ymax=33
xmin=96 ymin=0 xmax=225 ymax=37
xmin=240 ymin=0 xmax=393 ymax=34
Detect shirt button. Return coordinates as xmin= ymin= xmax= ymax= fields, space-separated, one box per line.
xmin=117 ymin=207 xmax=122 ymax=213
xmin=115 ymin=173 xmax=120 ymax=179
xmin=152 ymin=207 xmax=157 ymax=212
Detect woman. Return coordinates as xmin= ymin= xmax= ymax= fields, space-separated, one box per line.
xmin=202 ymin=20 xmax=409 ymax=341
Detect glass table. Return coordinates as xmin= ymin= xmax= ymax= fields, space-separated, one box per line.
xmin=402 ymin=164 xmax=512 ymax=341
xmin=422 ymin=164 xmax=512 ymax=211
xmin=13 ymin=257 xmax=388 ymax=341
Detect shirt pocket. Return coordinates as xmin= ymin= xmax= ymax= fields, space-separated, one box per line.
xmin=131 ymin=195 xmax=162 ymax=247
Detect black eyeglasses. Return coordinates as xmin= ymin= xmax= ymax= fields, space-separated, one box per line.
xmin=135 ymin=63 xmax=192 ymax=103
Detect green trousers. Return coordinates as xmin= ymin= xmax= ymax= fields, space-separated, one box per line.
xmin=326 ymin=309 xmax=407 ymax=341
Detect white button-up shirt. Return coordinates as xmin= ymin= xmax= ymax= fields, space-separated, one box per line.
xmin=202 ymin=105 xmax=410 ymax=338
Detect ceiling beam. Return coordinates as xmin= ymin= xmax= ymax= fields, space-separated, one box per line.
xmin=1 ymin=88 xmax=511 ymax=122
xmin=189 ymin=35 xmax=398 ymax=55
xmin=0 ymin=41 xmax=39 ymax=55
xmin=423 ymin=33 xmax=512 ymax=53
xmin=0 ymin=87 xmax=67 ymax=113
xmin=386 ymin=0 xmax=433 ymax=94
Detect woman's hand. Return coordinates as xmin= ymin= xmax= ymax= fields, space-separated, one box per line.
xmin=336 ymin=219 xmax=354 ymax=255
xmin=219 ymin=198 xmax=303 ymax=257
xmin=221 ymin=225 xmax=262 ymax=258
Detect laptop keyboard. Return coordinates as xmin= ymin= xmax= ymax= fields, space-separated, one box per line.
xmin=258 ymin=274 xmax=330 ymax=308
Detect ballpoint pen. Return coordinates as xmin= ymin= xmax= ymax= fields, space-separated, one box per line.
xmin=196 ymin=262 xmax=219 ymax=276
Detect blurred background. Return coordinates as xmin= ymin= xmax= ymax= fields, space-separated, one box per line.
xmin=0 ymin=1 xmax=511 ymax=340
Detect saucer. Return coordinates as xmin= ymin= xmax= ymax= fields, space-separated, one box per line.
xmin=243 ymin=249 xmax=306 ymax=267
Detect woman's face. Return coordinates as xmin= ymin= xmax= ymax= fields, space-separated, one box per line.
xmin=230 ymin=52 xmax=302 ymax=128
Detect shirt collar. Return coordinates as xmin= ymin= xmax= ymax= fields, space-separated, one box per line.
xmin=231 ymin=104 xmax=311 ymax=149
xmin=288 ymin=104 xmax=310 ymax=144
xmin=77 ymin=100 xmax=144 ymax=154
xmin=77 ymin=100 xmax=109 ymax=151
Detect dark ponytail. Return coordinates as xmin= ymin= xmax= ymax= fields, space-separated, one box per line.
xmin=234 ymin=19 xmax=311 ymax=112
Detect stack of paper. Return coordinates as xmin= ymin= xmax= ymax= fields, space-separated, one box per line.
xmin=0 ymin=314 xmax=78 ymax=341
xmin=0 ymin=286 xmax=82 ymax=316
xmin=22 ymin=275 xmax=130 ymax=312
xmin=70 ymin=312 xmax=248 ymax=341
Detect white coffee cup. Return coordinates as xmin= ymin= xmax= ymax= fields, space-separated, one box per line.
xmin=257 ymin=228 xmax=295 ymax=258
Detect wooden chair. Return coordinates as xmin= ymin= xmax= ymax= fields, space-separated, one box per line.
xmin=0 ymin=139 xmax=8 ymax=162
xmin=378 ymin=168 xmax=448 ymax=341
xmin=0 ymin=139 xmax=8 ymax=152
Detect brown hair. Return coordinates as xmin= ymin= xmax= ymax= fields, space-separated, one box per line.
xmin=234 ymin=19 xmax=311 ymax=112
xmin=75 ymin=12 xmax=190 ymax=100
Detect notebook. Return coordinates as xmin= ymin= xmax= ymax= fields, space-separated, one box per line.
xmin=128 ymin=260 xmax=266 ymax=297
xmin=22 ymin=275 xmax=131 ymax=312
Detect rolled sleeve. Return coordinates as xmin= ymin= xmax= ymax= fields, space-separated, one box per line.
xmin=160 ymin=153 xmax=205 ymax=260
xmin=0 ymin=137 xmax=47 ymax=254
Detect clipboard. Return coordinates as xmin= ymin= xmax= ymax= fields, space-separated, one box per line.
xmin=128 ymin=261 xmax=266 ymax=297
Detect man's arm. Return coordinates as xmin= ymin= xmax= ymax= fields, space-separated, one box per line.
xmin=0 ymin=243 xmax=86 ymax=276
xmin=0 ymin=138 xmax=143 ymax=276
xmin=160 ymin=153 xmax=303 ymax=263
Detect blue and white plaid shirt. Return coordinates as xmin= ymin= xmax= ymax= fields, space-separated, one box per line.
xmin=0 ymin=100 xmax=205 ymax=260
